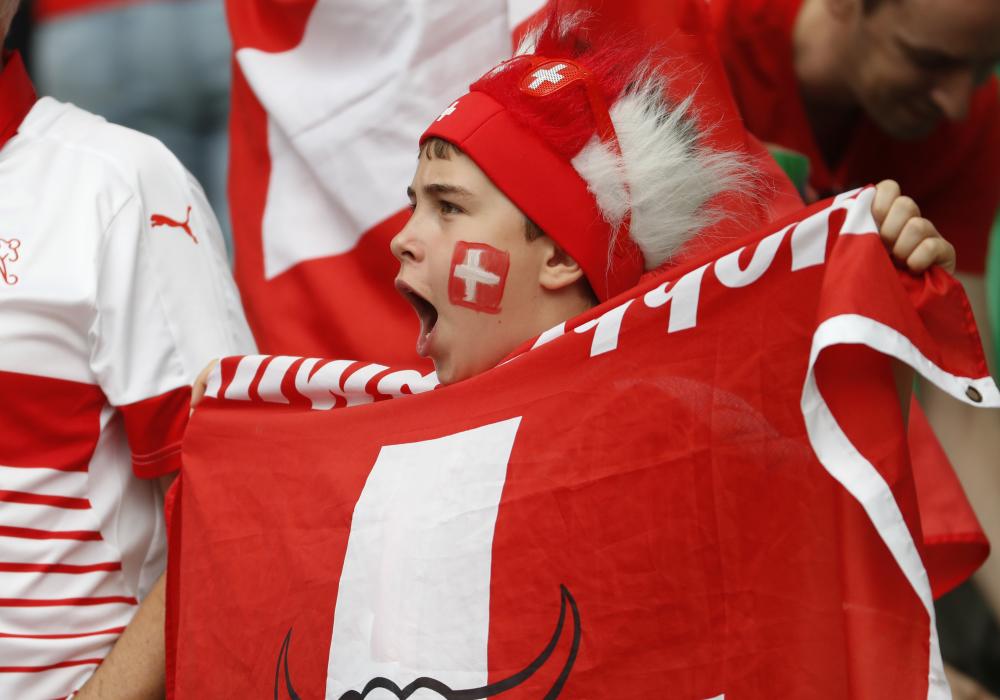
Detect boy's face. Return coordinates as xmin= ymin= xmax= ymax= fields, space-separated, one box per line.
xmin=391 ymin=147 xmax=553 ymax=384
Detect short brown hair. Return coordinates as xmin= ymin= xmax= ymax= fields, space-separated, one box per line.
xmin=420 ymin=138 xmax=545 ymax=241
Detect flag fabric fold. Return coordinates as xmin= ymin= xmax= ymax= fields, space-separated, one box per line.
xmin=168 ymin=187 xmax=997 ymax=699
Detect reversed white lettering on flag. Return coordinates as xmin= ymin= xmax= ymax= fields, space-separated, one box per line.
xmin=207 ymin=356 xmax=439 ymax=408
xmin=715 ymin=229 xmax=787 ymax=288
xmin=325 ymin=418 xmax=522 ymax=697
xmin=223 ymin=355 xmax=267 ymax=401
xmin=209 ymin=191 xmax=879 ymax=394
xmin=574 ymin=299 xmax=634 ymax=356
xmin=643 ymin=262 xmax=712 ymax=335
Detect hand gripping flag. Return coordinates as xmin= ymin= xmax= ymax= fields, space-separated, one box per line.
xmin=167 ymin=188 xmax=998 ymax=699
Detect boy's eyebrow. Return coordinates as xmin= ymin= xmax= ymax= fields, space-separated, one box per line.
xmin=424 ymin=183 xmax=475 ymax=198
xmin=406 ymin=183 xmax=475 ymax=201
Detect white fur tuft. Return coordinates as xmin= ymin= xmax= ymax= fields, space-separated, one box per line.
xmin=514 ymin=25 xmax=542 ymax=56
xmin=571 ymin=69 xmax=757 ymax=270
xmin=515 ymin=11 xmax=590 ymax=56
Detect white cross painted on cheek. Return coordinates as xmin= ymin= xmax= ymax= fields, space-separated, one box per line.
xmin=454 ymin=249 xmax=501 ymax=303
xmin=436 ymin=100 xmax=459 ymax=121
xmin=528 ymin=63 xmax=568 ymax=90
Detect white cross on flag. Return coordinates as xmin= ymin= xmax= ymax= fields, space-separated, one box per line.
xmin=449 ymin=242 xmax=509 ymax=313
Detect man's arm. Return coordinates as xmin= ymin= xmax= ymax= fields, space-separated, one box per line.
xmin=73 ymin=470 xmax=176 ymax=699
xmin=73 ymin=574 xmax=167 ymax=700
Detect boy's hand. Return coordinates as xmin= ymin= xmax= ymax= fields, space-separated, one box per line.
xmin=191 ymin=359 xmax=219 ymax=411
xmin=872 ymin=179 xmax=956 ymax=274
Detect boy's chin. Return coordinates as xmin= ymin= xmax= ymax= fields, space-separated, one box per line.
xmin=432 ymin=359 xmax=464 ymax=387
xmin=431 ymin=353 xmax=483 ymax=387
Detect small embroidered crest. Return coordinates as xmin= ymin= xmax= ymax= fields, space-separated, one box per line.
xmin=0 ymin=238 xmax=21 ymax=285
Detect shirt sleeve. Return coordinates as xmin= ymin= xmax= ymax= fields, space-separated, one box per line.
xmin=90 ymin=149 xmax=256 ymax=478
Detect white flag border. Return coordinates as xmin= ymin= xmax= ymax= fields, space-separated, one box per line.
xmin=803 ymin=313 xmax=1000 ymax=700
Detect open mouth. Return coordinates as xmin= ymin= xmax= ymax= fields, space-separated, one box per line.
xmin=395 ymin=279 xmax=438 ymax=357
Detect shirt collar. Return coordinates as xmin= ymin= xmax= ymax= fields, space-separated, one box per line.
xmin=0 ymin=51 xmax=37 ymax=153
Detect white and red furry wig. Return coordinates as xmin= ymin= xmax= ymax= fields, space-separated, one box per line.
xmin=422 ymin=11 xmax=759 ymax=301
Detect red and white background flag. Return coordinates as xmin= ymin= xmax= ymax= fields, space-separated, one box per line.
xmin=167 ymin=188 xmax=998 ymax=699
xmin=227 ymin=0 xmax=546 ymax=362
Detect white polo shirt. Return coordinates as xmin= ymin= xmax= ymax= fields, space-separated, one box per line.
xmin=0 ymin=54 xmax=255 ymax=698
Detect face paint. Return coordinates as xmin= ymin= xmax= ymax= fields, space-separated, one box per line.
xmin=448 ymin=241 xmax=510 ymax=314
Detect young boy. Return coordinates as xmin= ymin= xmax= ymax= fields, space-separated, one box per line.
xmin=390 ymin=17 xmax=954 ymax=386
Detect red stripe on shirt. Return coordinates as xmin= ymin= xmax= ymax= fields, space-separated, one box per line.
xmin=0 ymin=596 xmax=137 ymax=607
xmin=0 ymin=490 xmax=90 ymax=509
xmin=0 ymin=657 xmax=102 ymax=673
xmin=0 ymin=626 xmax=125 ymax=640
xmin=0 ymin=525 xmax=101 ymax=541
xmin=121 ymin=386 xmax=191 ymax=479
xmin=0 ymin=561 xmax=121 ymax=574
xmin=0 ymin=371 xmax=103 ymax=471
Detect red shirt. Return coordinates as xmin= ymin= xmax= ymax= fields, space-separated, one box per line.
xmin=710 ymin=0 xmax=1000 ymax=274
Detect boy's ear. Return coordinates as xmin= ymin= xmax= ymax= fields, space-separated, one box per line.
xmin=538 ymin=238 xmax=586 ymax=291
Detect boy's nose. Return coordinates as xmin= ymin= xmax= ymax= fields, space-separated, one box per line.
xmin=390 ymin=217 xmax=425 ymax=263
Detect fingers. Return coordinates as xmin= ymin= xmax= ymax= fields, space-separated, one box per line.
xmin=191 ymin=359 xmax=220 ymax=411
xmin=872 ymin=183 xmax=956 ymax=273
xmin=871 ymin=179 xmax=902 ymax=227
xmin=879 ymin=194 xmax=921 ymax=248
xmin=891 ymin=217 xmax=956 ymax=273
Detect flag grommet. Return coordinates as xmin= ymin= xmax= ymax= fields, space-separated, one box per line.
xmin=966 ymin=386 xmax=983 ymax=403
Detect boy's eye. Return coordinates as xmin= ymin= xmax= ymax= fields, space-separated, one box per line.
xmin=439 ymin=200 xmax=463 ymax=215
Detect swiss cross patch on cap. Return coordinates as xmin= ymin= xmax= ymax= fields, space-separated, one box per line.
xmin=519 ymin=60 xmax=588 ymax=97
xmin=448 ymin=241 xmax=510 ymax=314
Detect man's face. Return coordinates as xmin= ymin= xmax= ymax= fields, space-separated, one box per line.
xmin=844 ymin=0 xmax=1000 ymax=139
xmin=391 ymin=147 xmax=553 ymax=384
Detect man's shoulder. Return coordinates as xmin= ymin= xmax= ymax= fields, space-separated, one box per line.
xmin=17 ymin=97 xmax=191 ymax=197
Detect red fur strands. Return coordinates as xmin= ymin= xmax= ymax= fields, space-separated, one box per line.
xmin=469 ymin=14 xmax=645 ymax=162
